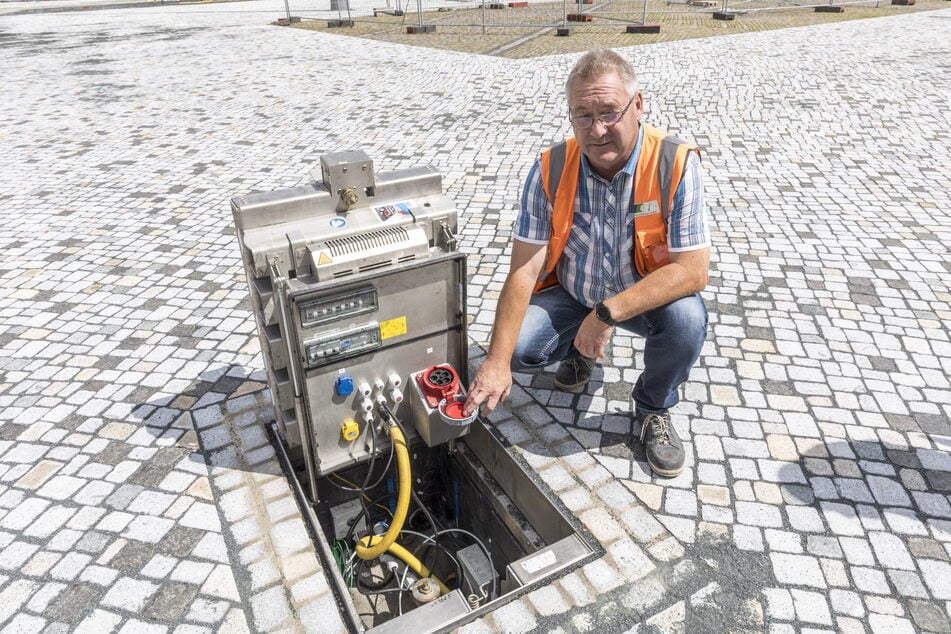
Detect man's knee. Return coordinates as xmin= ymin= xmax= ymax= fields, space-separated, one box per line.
xmin=652 ymin=294 xmax=708 ymax=347
xmin=508 ymin=300 xmax=566 ymax=370
xmin=511 ymin=334 xmax=552 ymax=371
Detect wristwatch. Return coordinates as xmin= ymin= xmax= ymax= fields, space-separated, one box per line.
xmin=595 ymin=301 xmax=616 ymax=326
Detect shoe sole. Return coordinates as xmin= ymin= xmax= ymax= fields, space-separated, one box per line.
xmin=646 ymin=458 xmax=683 ymax=478
xmin=553 ymin=379 xmax=587 ymax=394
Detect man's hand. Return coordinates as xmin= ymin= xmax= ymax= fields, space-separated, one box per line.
xmin=573 ymin=311 xmax=613 ymax=359
xmin=464 ymin=355 xmax=512 ymax=416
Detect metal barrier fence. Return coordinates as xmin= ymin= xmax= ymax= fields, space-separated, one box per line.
xmin=285 ymin=0 xmax=897 ymax=38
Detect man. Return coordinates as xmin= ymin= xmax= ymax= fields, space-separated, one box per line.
xmin=463 ymin=49 xmax=710 ymax=478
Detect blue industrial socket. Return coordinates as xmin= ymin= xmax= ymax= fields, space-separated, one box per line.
xmin=335 ymin=375 xmax=354 ymax=397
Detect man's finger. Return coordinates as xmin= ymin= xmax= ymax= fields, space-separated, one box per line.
xmin=463 ymin=390 xmax=483 ymax=416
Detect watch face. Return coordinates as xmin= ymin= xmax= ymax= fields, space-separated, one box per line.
xmin=597 ymin=303 xmax=612 ymax=323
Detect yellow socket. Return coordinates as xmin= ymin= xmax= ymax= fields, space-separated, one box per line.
xmin=341 ymin=420 xmax=360 ymax=442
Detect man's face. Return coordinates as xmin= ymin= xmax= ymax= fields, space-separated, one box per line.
xmin=568 ymin=71 xmax=643 ymax=180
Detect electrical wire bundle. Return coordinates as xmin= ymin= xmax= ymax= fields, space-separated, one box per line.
xmin=328 ymin=401 xmax=496 ymax=617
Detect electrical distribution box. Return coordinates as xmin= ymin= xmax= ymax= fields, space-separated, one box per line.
xmin=232 ymin=151 xmax=470 ymax=498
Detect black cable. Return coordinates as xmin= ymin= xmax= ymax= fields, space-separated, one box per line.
xmin=353 ymin=416 xmax=378 ymax=539
xmin=324 ymin=430 xmax=396 ymax=494
xmin=344 ymin=493 xmax=392 ymax=543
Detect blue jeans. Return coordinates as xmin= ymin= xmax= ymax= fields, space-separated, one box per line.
xmin=511 ymin=285 xmax=708 ymax=413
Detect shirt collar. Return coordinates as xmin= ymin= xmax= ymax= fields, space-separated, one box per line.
xmin=580 ymin=124 xmax=644 ymax=184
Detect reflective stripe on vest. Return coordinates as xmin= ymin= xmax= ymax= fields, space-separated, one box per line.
xmin=535 ymin=124 xmax=698 ymax=293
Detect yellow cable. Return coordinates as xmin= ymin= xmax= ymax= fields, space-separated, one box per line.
xmin=356 ymin=424 xmax=411 ymax=560
xmin=354 ymin=423 xmax=447 ymax=596
xmin=331 ymin=472 xmax=360 ymax=488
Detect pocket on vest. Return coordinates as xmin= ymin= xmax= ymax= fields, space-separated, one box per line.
xmin=634 ymin=214 xmax=670 ymax=276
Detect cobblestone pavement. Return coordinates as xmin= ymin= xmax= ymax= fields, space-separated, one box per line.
xmin=1 ymin=3 xmax=950 ymax=633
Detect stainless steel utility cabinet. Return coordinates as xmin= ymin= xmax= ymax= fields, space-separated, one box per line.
xmin=232 ymin=151 xmax=466 ymax=499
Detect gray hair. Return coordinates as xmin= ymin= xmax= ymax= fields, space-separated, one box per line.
xmin=565 ymin=49 xmax=638 ymax=97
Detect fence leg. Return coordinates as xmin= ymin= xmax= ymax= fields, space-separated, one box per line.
xmin=625 ymin=0 xmax=659 ymax=32
xmin=713 ymin=0 xmax=735 ymax=20
xmin=815 ymin=0 xmax=844 ymax=12
xmin=557 ymin=0 xmax=573 ymax=35
xmin=405 ymin=0 xmax=435 ymax=32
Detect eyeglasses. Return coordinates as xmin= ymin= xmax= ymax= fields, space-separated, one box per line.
xmin=569 ymin=94 xmax=637 ymax=129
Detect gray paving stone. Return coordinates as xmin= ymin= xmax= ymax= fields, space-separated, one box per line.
xmin=144 ymin=582 xmax=200 ymax=621
xmin=908 ymin=599 xmax=951 ymax=633
xmin=157 ymin=526 xmax=207 ymax=558
xmin=45 ymin=584 xmax=104 ymax=624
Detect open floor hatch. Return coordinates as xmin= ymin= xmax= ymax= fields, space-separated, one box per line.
xmin=273 ymin=418 xmax=597 ymax=632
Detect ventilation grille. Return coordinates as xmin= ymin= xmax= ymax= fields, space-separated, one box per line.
xmin=325 ymin=226 xmax=411 ymax=258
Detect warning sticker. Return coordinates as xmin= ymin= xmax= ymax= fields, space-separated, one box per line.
xmin=379 ymin=316 xmax=407 ymax=340
xmin=374 ymin=202 xmax=413 ymax=222
xmin=317 ymin=252 xmax=333 ymax=266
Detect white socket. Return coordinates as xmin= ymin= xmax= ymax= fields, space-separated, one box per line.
xmin=387 ymin=373 xmax=402 ymax=388
xmin=357 ymin=382 xmax=372 ymax=397
xmin=389 ymin=389 xmax=403 ymax=404
xmin=359 ymin=398 xmax=374 ymax=413
xmin=373 ymin=378 xmax=386 ymax=391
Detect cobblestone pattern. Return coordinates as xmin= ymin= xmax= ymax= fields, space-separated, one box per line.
xmin=1 ymin=3 xmax=949 ymax=633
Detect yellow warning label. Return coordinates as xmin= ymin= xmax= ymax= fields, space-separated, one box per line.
xmin=317 ymin=252 xmax=333 ymax=265
xmin=379 ymin=316 xmax=407 ymax=340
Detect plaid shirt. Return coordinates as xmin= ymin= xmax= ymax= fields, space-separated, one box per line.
xmin=515 ymin=125 xmax=710 ymax=307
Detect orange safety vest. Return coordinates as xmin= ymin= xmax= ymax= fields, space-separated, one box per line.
xmin=535 ymin=124 xmax=699 ymax=293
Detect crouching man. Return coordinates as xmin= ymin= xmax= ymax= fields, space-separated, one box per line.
xmin=464 ymin=49 xmax=710 ymax=478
